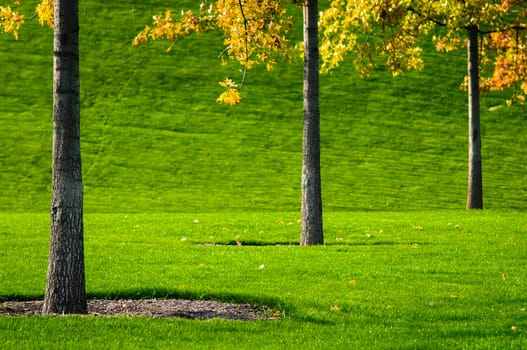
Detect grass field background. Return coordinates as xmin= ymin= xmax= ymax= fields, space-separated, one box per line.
xmin=0 ymin=1 xmax=525 ymax=213
xmin=1 ymin=211 xmax=526 ymax=349
xmin=0 ymin=0 xmax=526 ymax=349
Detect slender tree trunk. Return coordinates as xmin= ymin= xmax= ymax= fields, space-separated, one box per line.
xmin=301 ymin=0 xmax=323 ymax=245
xmin=466 ymin=25 xmax=483 ymax=209
xmin=42 ymin=0 xmax=87 ymax=314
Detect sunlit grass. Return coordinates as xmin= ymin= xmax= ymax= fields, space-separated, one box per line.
xmin=0 ymin=2 xmax=525 ymax=213
xmin=0 ymin=211 xmax=526 ymax=348
xmin=0 ymin=0 xmax=526 ymax=348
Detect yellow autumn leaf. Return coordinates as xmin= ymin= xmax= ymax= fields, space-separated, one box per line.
xmin=36 ymin=0 xmax=53 ymax=28
xmin=218 ymin=77 xmax=238 ymax=89
xmin=0 ymin=5 xmax=24 ymax=39
xmin=216 ymin=88 xmax=241 ymax=106
xmin=271 ymin=310 xmax=281 ymax=318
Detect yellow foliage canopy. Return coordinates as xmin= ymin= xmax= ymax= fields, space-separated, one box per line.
xmin=0 ymin=3 xmax=24 ymax=39
xmin=0 ymin=0 xmax=53 ymax=39
xmin=319 ymin=0 xmax=435 ymax=76
xmin=216 ymin=78 xmax=242 ymax=105
xmin=133 ymin=0 xmax=294 ymax=105
xmin=36 ymin=0 xmax=53 ymax=28
xmin=319 ymin=0 xmax=527 ymax=102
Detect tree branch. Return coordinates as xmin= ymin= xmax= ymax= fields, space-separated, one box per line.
xmin=237 ymin=0 xmax=249 ymax=90
xmin=407 ymin=6 xmax=446 ymax=27
xmin=407 ymin=5 xmax=526 ymax=35
xmin=479 ymin=25 xmax=527 ymax=35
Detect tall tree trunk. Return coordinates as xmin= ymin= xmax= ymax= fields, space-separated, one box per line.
xmin=42 ymin=0 xmax=87 ymax=314
xmin=466 ymin=25 xmax=483 ymax=209
xmin=301 ymin=0 xmax=323 ymax=245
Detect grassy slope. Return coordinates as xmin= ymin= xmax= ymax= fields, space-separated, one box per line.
xmin=0 ymin=1 xmax=525 ymax=213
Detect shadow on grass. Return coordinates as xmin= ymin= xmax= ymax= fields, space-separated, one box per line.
xmin=198 ymin=240 xmax=299 ymax=247
xmin=0 ymin=289 xmax=283 ymax=309
xmin=197 ymin=240 xmax=424 ymax=247
xmin=89 ymin=288 xmax=283 ymax=308
xmin=0 ymin=288 xmax=333 ymax=324
xmin=0 ymin=294 xmax=44 ymax=303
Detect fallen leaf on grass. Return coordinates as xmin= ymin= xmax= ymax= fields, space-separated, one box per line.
xmin=330 ymin=305 xmax=341 ymax=312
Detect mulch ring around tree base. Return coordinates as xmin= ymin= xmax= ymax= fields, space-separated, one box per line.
xmin=0 ymin=299 xmax=281 ymax=320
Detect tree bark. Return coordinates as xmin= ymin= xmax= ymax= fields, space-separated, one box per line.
xmin=301 ymin=0 xmax=323 ymax=245
xmin=42 ymin=0 xmax=87 ymax=314
xmin=466 ymin=25 xmax=483 ymax=209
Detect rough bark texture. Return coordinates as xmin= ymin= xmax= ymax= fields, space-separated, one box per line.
xmin=466 ymin=25 xmax=483 ymax=210
xmin=42 ymin=0 xmax=87 ymax=314
xmin=301 ymin=0 xmax=323 ymax=245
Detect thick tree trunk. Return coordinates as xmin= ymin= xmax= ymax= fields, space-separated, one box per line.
xmin=466 ymin=25 xmax=483 ymax=209
xmin=42 ymin=0 xmax=87 ymax=314
xmin=301 ymin=0 xmax=323 ymax=245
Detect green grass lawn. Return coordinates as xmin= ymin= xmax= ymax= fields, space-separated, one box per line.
xmin=0 ymin=0 xmax=526 ymax=348
xmin=0 ymin=211 xmax=526 ymax=349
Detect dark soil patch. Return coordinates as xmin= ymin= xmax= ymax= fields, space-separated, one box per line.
xmin=0 ymin=299 xmax=280 ymax=320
